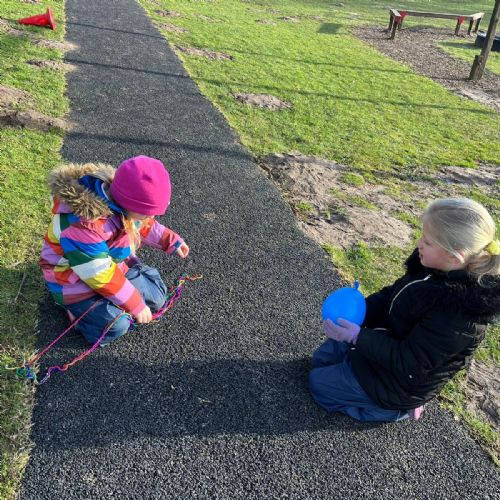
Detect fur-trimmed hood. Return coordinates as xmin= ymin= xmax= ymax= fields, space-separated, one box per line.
xmin=406 ymin=249 xmax=500 ymax=321
xmin=49 ymin=162 xmax=117 ymax=219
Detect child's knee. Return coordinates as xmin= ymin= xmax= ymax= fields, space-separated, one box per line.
xmin=129 ymin=266 xmax=167 ymax=311
xmin=312 ymin=339 xmax=348 ymax=368
xmin=145 ymin=272 xmax=167 ymax=311
xmin=102 ymin=314 xmax=131 ymax=343
xmin=148 ymin=288 xmax=167 ymax=312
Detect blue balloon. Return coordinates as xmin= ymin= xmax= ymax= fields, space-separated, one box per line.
xmin=322 ymin=281 xmax=366 ymax=326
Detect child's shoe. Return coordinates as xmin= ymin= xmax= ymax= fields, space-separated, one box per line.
xmin=408 ymin=405 xmax=425 ymax=420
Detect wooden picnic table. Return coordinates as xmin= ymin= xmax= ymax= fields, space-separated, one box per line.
xmin=388 ymin=9 xmax=484 ymax=40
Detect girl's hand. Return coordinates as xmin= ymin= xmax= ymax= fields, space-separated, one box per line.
xmin=323 ymin=318 xmax=360 ymax=344
xmin=135 ymin=305 xmax=153 ymax=324
xmin=176 ymin=241 xmax=190 ymax=259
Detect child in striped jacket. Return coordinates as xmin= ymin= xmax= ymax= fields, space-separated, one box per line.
xmin=39 ymin=155 xmax=189 ymax=346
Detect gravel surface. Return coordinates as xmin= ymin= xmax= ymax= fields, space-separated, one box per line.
xmin=355 ymin=25 xmax=500 ymax=111
xmin=20 ymin=1 xmax=500 ymax=498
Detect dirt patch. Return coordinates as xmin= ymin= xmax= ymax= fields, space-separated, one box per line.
xmin=307 ymin=15 xmax=326 ymax=22
xmin=155 ymin=10 xmax=181 ymax=18
xmin=435 ymin=164 xmax=499 ymax=197
xmin=156 ymin=23 xmax=188 ymax=33
xmin=0 ymin=109 xmax=70 ymax=131
xmin=256 ymin=19 xmax=277 ymax=26
xmin=354 ymin=25 xmax=500 ymax=111
xmin=175 ymin=46 xmax=233 ymax=61
xmin=0 ymin=85 xmax=71 ymax=131
xmin=27 ymin=59 xmax=76 ymax=71
xmin=35 ymin=40 xmax=78 ymax=52
xmin=5 ymin=26 xmax=29 ymax=37
xmin=260 ymin=153 xmax=414 ymax=249
xmin=465 ymin=359 xmax=500 ymax=430
xmin=0 ymin=17 xmax=30 ymax=37
xmin=0 ymin=85 xmax=32 ymax=108
xmin=234 ymin=93 xmax=292 ymax=110
xmin=259 ymin=153 xmax=499 ymax=250
xmin=278 ymin=16 xmax=300 ymax=23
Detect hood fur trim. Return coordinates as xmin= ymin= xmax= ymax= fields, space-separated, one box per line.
xmin=49 ymin=163 xmax=117 ymax=219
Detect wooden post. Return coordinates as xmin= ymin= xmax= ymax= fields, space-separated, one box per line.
xmin=470 ymin=0 xmax=500 ymax=81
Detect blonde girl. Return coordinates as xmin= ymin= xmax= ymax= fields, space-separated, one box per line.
xmin=310 ymin=198 xmax=500 ymax=422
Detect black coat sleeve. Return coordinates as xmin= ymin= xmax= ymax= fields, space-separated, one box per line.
xmin=355 ymin=310 xmax=475 ymax=378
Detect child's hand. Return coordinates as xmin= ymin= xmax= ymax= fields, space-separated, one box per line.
xmin=176 ymin=241 xmax=190 ymax=259
xmin=323 ymin=318 xmax=360 ymax=344
xmin=135 ymin=305 xmax=153 ymax=324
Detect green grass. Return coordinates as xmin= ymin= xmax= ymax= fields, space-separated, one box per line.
xmin=346 ymin=194 xmax=378 ymax=210
xmin=295 ymin=200 xmax=315 ymax=215
xmin=139 ymin=0 xmax=499 ymax=171
xmin=322 ymin=241 xmax=410 ymax=294
xmin=340 ymin=172 xmax=365 ymax=186
xmin=0 ymin=1 xmax=67 ymax=498
xmin=391 ymin=210 xmax=421 ymax=228
xmin=140 ymin=0 xmax=500 ymax=464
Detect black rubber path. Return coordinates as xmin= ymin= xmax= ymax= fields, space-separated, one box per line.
xmin=21 ymin=1 xmax=500 ymax=498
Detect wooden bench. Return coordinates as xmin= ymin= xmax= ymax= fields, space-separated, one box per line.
xmin=388 ymin=9 xmax=484 ymax=40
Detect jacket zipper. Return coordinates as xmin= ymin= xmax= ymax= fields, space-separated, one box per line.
xmin=388 ymin=274 xmax=432 ymax=315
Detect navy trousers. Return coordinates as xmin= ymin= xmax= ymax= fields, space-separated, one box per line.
xmin=309 ymin=338 xmax=408 ymax=422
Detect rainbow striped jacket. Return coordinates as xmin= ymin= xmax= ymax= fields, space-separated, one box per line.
xmin=39 ymin=163 xmax=183 ymax=316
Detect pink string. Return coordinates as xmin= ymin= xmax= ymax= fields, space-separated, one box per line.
xmin=35 ymin=311 xmax=131 ymax=385
xmin=19 ymin=273 xmax=202 ymax=385
xmin=30 ymin=300 xmax=102 ymax=365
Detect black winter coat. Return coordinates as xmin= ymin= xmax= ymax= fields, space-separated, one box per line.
xmin=349 ymin=249 xmax=500 ymax=410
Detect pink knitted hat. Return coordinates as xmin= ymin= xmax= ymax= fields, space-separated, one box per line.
xmin=109 ymin=156 xmax=171 ymax=216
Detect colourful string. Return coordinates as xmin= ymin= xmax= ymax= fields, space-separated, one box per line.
xmin=16 ymin=273 xmax=202 ymax=385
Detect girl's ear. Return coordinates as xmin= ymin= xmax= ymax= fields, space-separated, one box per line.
xmin=448 ymin=249 xmax=466 ymax=269
xmin=456 ymin=249 xmax=466 ymax=262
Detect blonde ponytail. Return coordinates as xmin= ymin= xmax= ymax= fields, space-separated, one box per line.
xmin=122 ymin=215 xmax=142 ymax=254
xmin=424 ymin=198 xmax=500 ymax=281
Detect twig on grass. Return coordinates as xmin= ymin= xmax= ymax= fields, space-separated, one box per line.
xmin=11 ymin=272 xmax=27 ymax=306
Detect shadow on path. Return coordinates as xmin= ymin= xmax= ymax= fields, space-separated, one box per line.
xmin=65 ymin=57 xmax=497 ymax=115
xmin=32 ymin=293 xmax=380 ymax=453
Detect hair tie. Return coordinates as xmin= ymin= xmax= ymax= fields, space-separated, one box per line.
xmin=485 ymin=239 xmax=500 ymax=256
